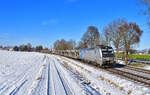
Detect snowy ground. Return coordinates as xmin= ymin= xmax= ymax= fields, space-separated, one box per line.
xmin=0 ymin=50 xmax=100 ymax=95
xmin=0 ymin=50 xmax=150 ymax=95
xmin=144 ymin=66 xmax=150 ymax=70
xmin=118 ymin=60 xmax=150 ymax=70
xmin=54 ymin=55 xmax=150 ymax=95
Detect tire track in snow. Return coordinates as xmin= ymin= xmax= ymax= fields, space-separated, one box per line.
xmin=47 ymin=62 xmax=50 ymax=95
xmin=31 ymin=63 xmax=48 ymax=95
xmin=49 ymin=58 xmax=72 ymax=95
xmin=54 ymin=64 xmax=70 ymax=95
xmin=0 ymin=62 xmax=35 ymax=95
xmin=0 ymin=73 xmax=24 ymax=93
xmin=49 ymin=58 xmax=57 ymax=95
xmin=0 ymin=69 xmax=29 ymax=95
xmin=9 ymin=80 xmax=27 ymax=95
xmin=1 ymin=73 xmax=28 ymax=95
xmin=28 ymin=56 xmax=49 ymax=95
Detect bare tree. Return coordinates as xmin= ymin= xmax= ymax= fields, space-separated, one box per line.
xmin=19 ymin=45 xmax=25 ymax=51
xmin=81 ymin=26 xmax=100 ymax=48
xmin=54 ymin=40 xmax=60 ymax=50
xmin=67 ymin=40 xmax=76 ymax=49
xmin=59 ymin=39 xmax=67 ymax=50
xmin=119 ymin=22 xmax=143 ymax=64
xmin=54 ymin=39 xmax=66 ymax=50
xmin=103 ymin=26 xmax=112 ymax=46
xmin=53 ymin=39 xmax=76 ymax=50
xmin=36 ymin=45 xmax=43 ymax=52
xmin=103 ymin=19 xmax=126 ymax=62
xmin=138 ymin=0 xmax=150 ymax=28
xmin=76 ymin=41 xmax=85 ymax=49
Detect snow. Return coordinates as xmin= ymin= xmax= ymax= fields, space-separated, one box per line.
xmin=54 ymin=55 xmax=150 ymax=95
xmin=0 ymin=50 xmax=87 ymax=95
xmin=0 ymin=50 xmax=150 ymax=95
xmin=144 ymin=66 xmax=150 ymax=70
xmin=0 ymin=51 xmax=44 ymax=95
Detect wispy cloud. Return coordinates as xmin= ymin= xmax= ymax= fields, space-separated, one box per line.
xmin=41 ymin=19 xmax=57 ymax=25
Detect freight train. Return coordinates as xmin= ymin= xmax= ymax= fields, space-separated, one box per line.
xmin=52 ymin=45 xmax=115 ymax=66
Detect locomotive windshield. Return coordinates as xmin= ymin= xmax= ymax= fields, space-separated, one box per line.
xmin=101 ymin=46 xmax=114 ymax=57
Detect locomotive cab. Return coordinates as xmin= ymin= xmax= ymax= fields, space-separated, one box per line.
xmin=99 ymin=46 xmax=115 ymax=66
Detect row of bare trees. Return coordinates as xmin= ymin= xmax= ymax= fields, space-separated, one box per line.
xmin=13 ymin=43 xmax=44 ymax=52
xmin=138 ymin=0 xmax=150 ymax=28
xmin=53 ymin=22 xmax=143 ymax=64
xmin=103 ymin=19 xmax=143 ymax=64
xmin=54 ymin=39 xmax=76 ymax=50
xmin=53 ymin=26 xmax=101 ymax=50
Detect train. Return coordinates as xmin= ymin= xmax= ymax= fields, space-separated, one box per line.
xmin=52 ymin=45 xmax=115 ymax=66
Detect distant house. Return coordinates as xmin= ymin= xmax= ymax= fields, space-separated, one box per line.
xmin=136 ymin=51 xmax=144 ymax=55
xmin=136 ymin=49 xmax=149 ymax=55
xmin=2 ymin=46 xmax=13 ymax=51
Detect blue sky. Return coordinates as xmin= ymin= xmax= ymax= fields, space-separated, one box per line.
xmin=0 ymin=0 xmax=150 ymax=49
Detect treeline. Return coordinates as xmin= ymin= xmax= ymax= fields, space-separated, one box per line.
xmin=53 ymin=19 xmax=143 ymax=64
xmin=13 ymin=43 xmax=44 ymax=52
xmin=53 ymin=26 xmax=101 ymax=50
xmin=54 ymin=39 xmax=76 ymax=50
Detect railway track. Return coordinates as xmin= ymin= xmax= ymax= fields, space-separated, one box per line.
xmin=99 ymin=64 xmax=150 ymax=87
xmin=105 ymin=68 xmax=150 ymax=86
xmin=124 ymin=65 xmax=150 ymax=74
xmin=58 ymin=55 xmax=150 ymax=87
xmin=103 ymin=65 xmax=150 ymax=87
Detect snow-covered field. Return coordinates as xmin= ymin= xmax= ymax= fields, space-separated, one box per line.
xmin=0 ymin=50 xmax=150 ymax=95
xmin=0 ymin=50 xmax=87 ymax=95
